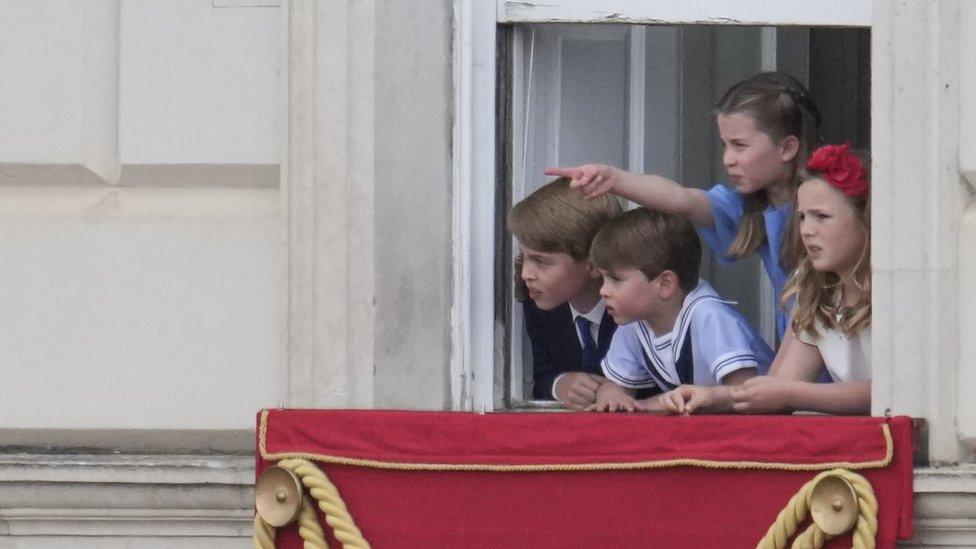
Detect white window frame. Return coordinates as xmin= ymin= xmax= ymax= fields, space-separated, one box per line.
xmin=453 ymin=0 xmax=965 ymax=467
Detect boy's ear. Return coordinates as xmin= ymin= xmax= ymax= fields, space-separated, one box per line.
xmin=584 ymin=260 xmax=602 ymax=279
xmin=778 ymin=135 xmax=800 ymax=162
xmin=657 ymin=270 xmax=681 ymax=298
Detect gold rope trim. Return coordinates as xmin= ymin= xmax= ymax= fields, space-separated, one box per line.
xmin=253 ymin=459 xmax=368 ymax=549
xmin=258 ymin=410 xmax=893 ymax=473
xmin=254 ymin=497 xmax=328 ymax=549
xmin=755 ymin=468 xmax=878 ymax=549
xmin=253 ymin=513 xmax=275 ymax=549
xmin=296 ymin=496 xmax=329 ymax=549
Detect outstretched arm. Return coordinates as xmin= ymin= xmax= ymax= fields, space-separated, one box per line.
xmin=545 ymin=164 xmax=714 ymax=227
xmin=731 ymin=377 xmax=871 ymax=415
xmin=731 ymin=327 xmax=871 ymax=415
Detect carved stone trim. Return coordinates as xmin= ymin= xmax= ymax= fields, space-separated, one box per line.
xmin=0 ymin=454 xmax=253 ymax=538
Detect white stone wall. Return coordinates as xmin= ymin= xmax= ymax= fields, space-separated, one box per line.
xmin=0 ymin=1 xmax=277 ymax=544
xmin=279 ymin=0 xmax=453 ymax=411
xmin=956 ymin=0 xmax=976 ymax=461
xmin=0 ymin=1 xmax=119 ymax=182
xmin=0 ymin=0 xmax=454 ymax=543
xmin=0 ymin=1 xmax=281 ymax=436
xmin=0 ymin=187 xmax=280 ymax=431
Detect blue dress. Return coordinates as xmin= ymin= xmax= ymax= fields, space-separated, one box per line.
xmin=697 ymin=185 xmax=792 ymax=339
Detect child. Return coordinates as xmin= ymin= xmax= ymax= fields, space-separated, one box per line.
xmin=547 ymin=72 xmax=821 ymax=339
xmin=508 ymin=177 xmax=623 ymax=409
xmin=585 ymin=207 xmax=774 ymax=413
xmin=726 ymin=144 xmax=872 ymax=415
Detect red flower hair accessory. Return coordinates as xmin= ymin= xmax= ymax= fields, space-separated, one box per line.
xmin=806 ymin=144 xmax=868 ymax=198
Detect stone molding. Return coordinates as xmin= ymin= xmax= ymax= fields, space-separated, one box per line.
xmin=909 ymin=465 xmax=976 ymax=545
xmin=0 ymin=454 xmax=253 ymax=538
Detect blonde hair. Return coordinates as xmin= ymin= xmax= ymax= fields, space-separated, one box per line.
xmin=716 ymin=72 xmax=822 ymax=272
xmin=782 ymin=159 xmax=871 ymax=339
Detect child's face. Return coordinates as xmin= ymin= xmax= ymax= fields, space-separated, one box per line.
xmin=717 ymin=112 xmax=796 ymax=194
xmin=520 ymin=246 xmax=599 ymax=311
xmin=597 ymin=266 xmax=660 ymax=325
xmin=796 ymin=177 xmax=867 ymax=278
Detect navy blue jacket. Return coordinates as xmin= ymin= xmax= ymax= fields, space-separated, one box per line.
xmin=523 ymin=300 xmax=616 ymax=400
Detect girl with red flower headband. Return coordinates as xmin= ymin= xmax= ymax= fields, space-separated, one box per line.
xmin=729 ymin=144 xmax=871 ymax=415
xmin=547 ymin=72 xmax=822 ymax=341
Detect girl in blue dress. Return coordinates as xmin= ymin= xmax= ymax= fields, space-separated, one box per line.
xmin=547 ymin=72 xmax=821 ymax=340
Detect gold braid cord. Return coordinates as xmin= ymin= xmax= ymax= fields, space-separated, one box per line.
xmin=756 ymin=468 xmax=878 ymax=549
xmin=254 ymin=498 xmax=325 ymax=549
xmin=297 ymin=497 xmax=329 ymax=549
xmin=253 ymin=513 xmax=276 ymax=549
xmin=253 ymin=458 xmax=370 ymax=549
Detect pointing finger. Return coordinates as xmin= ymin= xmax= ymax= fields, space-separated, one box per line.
xmin=545 ymin=167 xmax=577 ymax=178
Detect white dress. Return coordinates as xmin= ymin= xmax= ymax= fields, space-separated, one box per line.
xmin=796 ymin=319 xmax=871 ymax=382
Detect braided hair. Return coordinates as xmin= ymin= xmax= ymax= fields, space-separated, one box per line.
xmin=714 ymin=72 xmax=823 ymax=273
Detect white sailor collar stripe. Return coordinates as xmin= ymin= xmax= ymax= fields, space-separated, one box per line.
xmin=635 ymin=280 xmax=729 ymax=386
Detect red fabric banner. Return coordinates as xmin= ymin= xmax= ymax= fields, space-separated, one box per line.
xmin=256 ymin=410 xmax=914 ymax=548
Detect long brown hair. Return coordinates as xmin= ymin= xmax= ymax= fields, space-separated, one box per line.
xmin=715 ymin=72 xmax=822 ymax=272
xmin=783 ymin=151 xmax=871 ymax=339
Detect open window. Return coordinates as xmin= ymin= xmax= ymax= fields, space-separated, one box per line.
xmin=454 ymin=2 xmax=874 ymax=411
xmin=498 ymin=23 xmax=870 ymax=406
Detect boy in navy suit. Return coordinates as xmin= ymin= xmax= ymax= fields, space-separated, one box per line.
xmin=508 ymin=178 xmax=623 ymax=409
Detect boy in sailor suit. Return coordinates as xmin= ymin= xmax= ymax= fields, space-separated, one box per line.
xmin=587 ymin=208 xmax=774 ymax=413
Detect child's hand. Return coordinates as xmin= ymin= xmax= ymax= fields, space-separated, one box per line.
xmin=587 ymin=382 xmax=636 ymax=412
xmin=545 ymin=164 xmax=620 ymax=199
xmin=730 ymin=376 xmax=795 ymax=414
xmin=660 ymin=385 xmax=712 ymax=415
xmin=554 ymin=373 xmax=603 ymax=410
xmin=587 ymin=396 xmax=636 ymax=413
xmin=660 ymin=389 xmax=686 ymax=415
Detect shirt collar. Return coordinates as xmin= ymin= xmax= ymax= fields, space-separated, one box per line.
xmin=640 ymin=279 xmax=721 ymax=343
xmin=569 ymin=299 xmax=606 ymax=325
